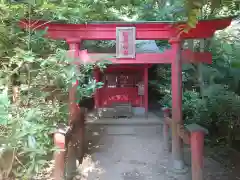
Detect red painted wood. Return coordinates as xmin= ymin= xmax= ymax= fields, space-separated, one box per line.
xmin=181 ymin=49 xmax=212 ymax=64
xmin=191 ymin=131 xmax=205 ymax=180
xmin=79 ymin=50 xmax=172 ymax=64
xmin=171 ymin=42 xmax=183 ymax=123
xmin=68 ymin=43 xmax=80 ymax=124
xmin=98 ymin=87 xmax=142 ymax=107
xmin=102 ymin=71 xmax=142 ymax=86
xmin=78 ymin=50 xmax=212 ymax=64
xmin=53 ymin=151 xmax=65 ymax=179
xmin=19 ymin=18 xmax=232 ymax=40
xmin=98 ymin=69 xmax=144 ymax=108
xmin=103 ymin=65 xmax=151 ymax=72
xmin=54 ymin=133 xmax=65 ymax=149
xmin=171 ymin=41 xmax=184 ymax=169
xmin=53 ymin=133 xmax=65 ymax=179
xmin=162 ymin=107 xmax=171 ymax=117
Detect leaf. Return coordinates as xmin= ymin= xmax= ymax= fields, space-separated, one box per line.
xmin=187 ymin=9 xmax=200 ymax=29
xmin=25 ymin=109 xmax=39 ymax=122
xmin=222 ymin=43 xmax=233 ymax=54
xmin=40 ymin=60 xmax=50 ymax=67
xmin=0 ymin=89 xmax=10 ymax=107
xmin=28 ymin=135 xmax=36 ymax=148
xmin=26 ymin=161 xmax=35 ymax=176
xmin=231 ymin=61 xmax=240 ymax=68
xmin=0 ymin=116 xmax=8 ymax=125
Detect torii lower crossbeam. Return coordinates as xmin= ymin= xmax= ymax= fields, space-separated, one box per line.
xmin=77 ymin=50 xmax=212 ymax=64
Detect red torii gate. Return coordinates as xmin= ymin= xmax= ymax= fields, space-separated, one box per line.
xmin=19 ymin=17 xmax=232 ymax=180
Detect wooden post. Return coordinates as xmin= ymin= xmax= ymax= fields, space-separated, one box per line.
xmin=53 ymin=133 xmax=65 ymax=179
xmin=67 ymin=40 xmax=80 ymax=124
xmin=162 ymin=107 xmax=170 ymax=151
xmin=186 ymin=124 xmax=208 ymax=180
xmin=65 ymin=39 xmax=81 ymax=180
xmin=144 ymin=65 xmax=148 ymax=117
xmin=52 ymin=38 xmax=81 ymax=180
xmin=170 ymin=39 xmax=185 ymax=172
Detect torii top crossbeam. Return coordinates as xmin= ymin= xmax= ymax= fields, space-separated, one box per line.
xmin=19 ymin=17 xmax=232 ymax=41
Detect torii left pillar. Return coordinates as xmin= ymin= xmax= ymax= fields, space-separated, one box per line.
xmin=66 ymin=39 xmax=85 ymax=179
xmin=53 ymin=38 xmax=83 ymax=180
xmin=170 ymin=39 xmax=186 ymax=172
xmin=67 ymin=39 xmax=80 ymax=124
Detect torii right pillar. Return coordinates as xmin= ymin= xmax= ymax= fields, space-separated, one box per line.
xmin=170 ymin=38 xmax=186 ymax=172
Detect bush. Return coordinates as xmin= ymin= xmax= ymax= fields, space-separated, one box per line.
xmin=160 ymin=83 xmax=240 ymax=146
xmin=0 ymin=48 xmax=107 ymax=178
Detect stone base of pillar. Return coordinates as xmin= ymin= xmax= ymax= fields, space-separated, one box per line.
xmin=172 ymin=160 xmax=188 ymax=174
xmin=168 ymin=160 xmax=189 ymax=174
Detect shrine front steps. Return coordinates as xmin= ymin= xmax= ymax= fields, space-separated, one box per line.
xmin=86 ymin=112 xmax=164 ymax=125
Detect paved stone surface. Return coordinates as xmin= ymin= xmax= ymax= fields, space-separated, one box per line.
xmin=78 ymin=124 xmax=189 ymax=180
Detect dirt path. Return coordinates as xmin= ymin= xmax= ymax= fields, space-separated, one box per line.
xmin=33 ymin=112 xmax=240 ymax=180
xmin=34 ymin=120 xmax=240 ymax=180
xmin=78 ymin=121 xmax=237 ymax=180
xmin=81 ymin=124 xmax=189 ymax=180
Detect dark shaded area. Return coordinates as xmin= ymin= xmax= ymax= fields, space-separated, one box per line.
xmin=205 ymin=147 xmax=240 ymax=180
xmin=84 ymin=124 xmax=104 ymax=155
xmin=79 ymin=97 xmax=95 ymax=111
xmin=148 ymin=65 xmax=162 ymax=105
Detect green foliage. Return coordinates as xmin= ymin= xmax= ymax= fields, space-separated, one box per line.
xmin=183 ymin=0 xmax=239 ymax=33
xmin=0 ymin=46 xmax=107 ymax=177
xmin=0 ymin=1 xmax=109 ymax=177
xmin=153 ymin=13 xmax=240 ymax=147
xmin=0 ymin=89 xmax=55 ymax=177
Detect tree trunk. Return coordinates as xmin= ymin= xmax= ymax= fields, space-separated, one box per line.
xmin=65 ymin=107 xmax=86 ymax=180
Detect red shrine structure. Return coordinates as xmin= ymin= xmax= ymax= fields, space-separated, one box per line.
xmin=19 ymin=17 xmax=233 ymax=180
